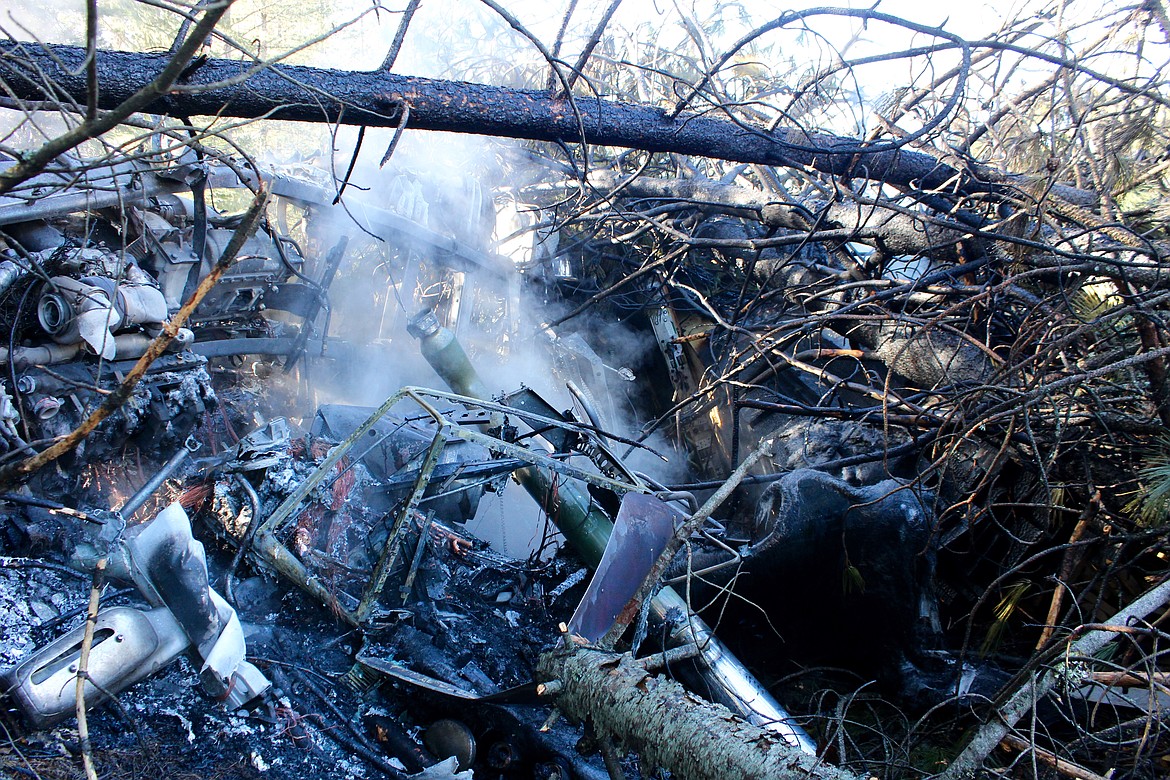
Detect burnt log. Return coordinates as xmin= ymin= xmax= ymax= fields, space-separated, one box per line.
xmin=1 ymin=40 xmax=981 ymax=195
xmin=847 ymin=321 xmax=995 ymax=389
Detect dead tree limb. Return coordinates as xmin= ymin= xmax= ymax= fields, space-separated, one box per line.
xmin=378 ymin=0 xmax=421 ymax=72
xmin=940 ymin=576 xmax=1170 ymax=780
xmin=75 ymin=557 xmax=106 ymax=780
xmin=585 ymin=174 xmax=972 ymax=258
xmin=1036 ymin=494 xmax=1099 ymax=650
xmin=999 ymin=734 xmax=1107 ymax=780
xmin=538 ymin=647 xmax=863 ymax=780
xmin=1 ymin=41 xmax=989 ymax=195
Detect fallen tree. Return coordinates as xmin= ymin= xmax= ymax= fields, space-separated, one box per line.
xmin=538 ymin=646 xmax=863 ymax=780
xmin=0 ymin=40 xmax=1029 ymax=198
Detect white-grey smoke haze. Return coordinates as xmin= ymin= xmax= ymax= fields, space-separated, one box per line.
xmin=294 ymin=123 xmax=697 ymax=554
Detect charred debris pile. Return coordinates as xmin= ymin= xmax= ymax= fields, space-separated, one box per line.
xmin=0 ymin=144 xmax=1166 ymax=780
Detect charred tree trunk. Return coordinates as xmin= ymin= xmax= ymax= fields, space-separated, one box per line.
xmin=2 ymin=40 xmax=978 ymax=194
xmin=537 ymin=647 xmax=862 ymax=780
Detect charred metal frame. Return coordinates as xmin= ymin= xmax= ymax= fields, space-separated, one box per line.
xmin=408 ymin=318 xmax=818 ymax=753
xmin=250 ymin=386 xmax=647 ymax=626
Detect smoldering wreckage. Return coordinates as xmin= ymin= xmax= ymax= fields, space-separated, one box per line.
xmin=0 ymin=142 xmax=1162 ymax=780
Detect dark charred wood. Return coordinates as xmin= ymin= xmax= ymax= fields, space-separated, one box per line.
xmin=0 ymin=40 xmax=980 ymax=194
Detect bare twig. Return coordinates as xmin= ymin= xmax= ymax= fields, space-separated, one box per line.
xmin=547 ymin=0 xmax=580 ymax=90
xmin=83 ymin=0 xmax=97 ymax=123
xmin=379 ymin=103 xmax=410 ymax=168
xmin=562 ymin=0 xmax=624 ymax=95
xmin=75 ymin=557 xmax=107 ymax=780
xmin=379 ymin=0 xmax=421 ymax=72
xmin=1036 ymin=492 xmax=1100 ymax=650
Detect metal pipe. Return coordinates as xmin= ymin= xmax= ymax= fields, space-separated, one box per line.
xmin=119 ymin=437 xmax=198 ymax=520
xmin=0 ymin=329 xmax=193 ymax=368
xmin=652 ymin=587 xmax=816 ymax=753
xmin=409 ymin=309 xmax=613 ymax=560
xmin=408 ymin=313 xmax=816 ymax=753
xmin=97 ymin=328 xmax=195 ymax=357
xmin=253 ymin=530 xmax=358 ymax=626
xmin=0 ymin=342 xmax=80 ymax=368
xmin=0 ymin=170 xmax=178 ymax=226
xmin=0 ymin=260 xmax=23 ymax=297
xmin=566 ymin=379 xmax=606 ymax=442
xmin=190 ymin=336 xmax=296 ymax=358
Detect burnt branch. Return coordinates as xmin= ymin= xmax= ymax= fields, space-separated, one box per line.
xmin=1 ymin=40 xmax=987 ymax=194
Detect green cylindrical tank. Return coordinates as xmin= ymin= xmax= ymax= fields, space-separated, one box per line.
xmin=407 ymin=309 xmax=613 ymax=564
xmin=406 ymin=309 xmax=492 ymax=402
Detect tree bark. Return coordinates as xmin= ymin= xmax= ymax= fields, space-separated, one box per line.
xmin=847 ymin=321 xmax=995 ymax=389
xmin=0 ymin=40 xmax=973 ymax=194
xmin=538 ymin=647 xmax=863 ymax=780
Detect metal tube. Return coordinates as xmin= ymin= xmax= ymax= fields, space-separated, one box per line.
xmin=0 ymin=260 xmax=23 ymax=297
xmin=253 ymin=530 xmax=358 ymax=627
xmin=652 ymin=587 xmax=817 ymax=753
xmin=566 ymin=379 xmax=606 ymax=442
xmin=409 ymin=310 xmax=614 ymax=560
xmin=407 ymin=309 xmax=491 ymax=401
xmin=409 ymin=314 xmax=816 ymax=753
xmin=190 ymin=336 xmax=296 ymax=358
xmin=0 ymin=171 xmax=176 ymax=226
xmin=119 ymin=438 xmax=197 ymax=520
xmin=0 ymin=329 xmax=193 ymax=368
xmin=0 ymin=343 xmax=81 ymax=368
xmin=513 ymin=467 xmax=613 ymax=568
